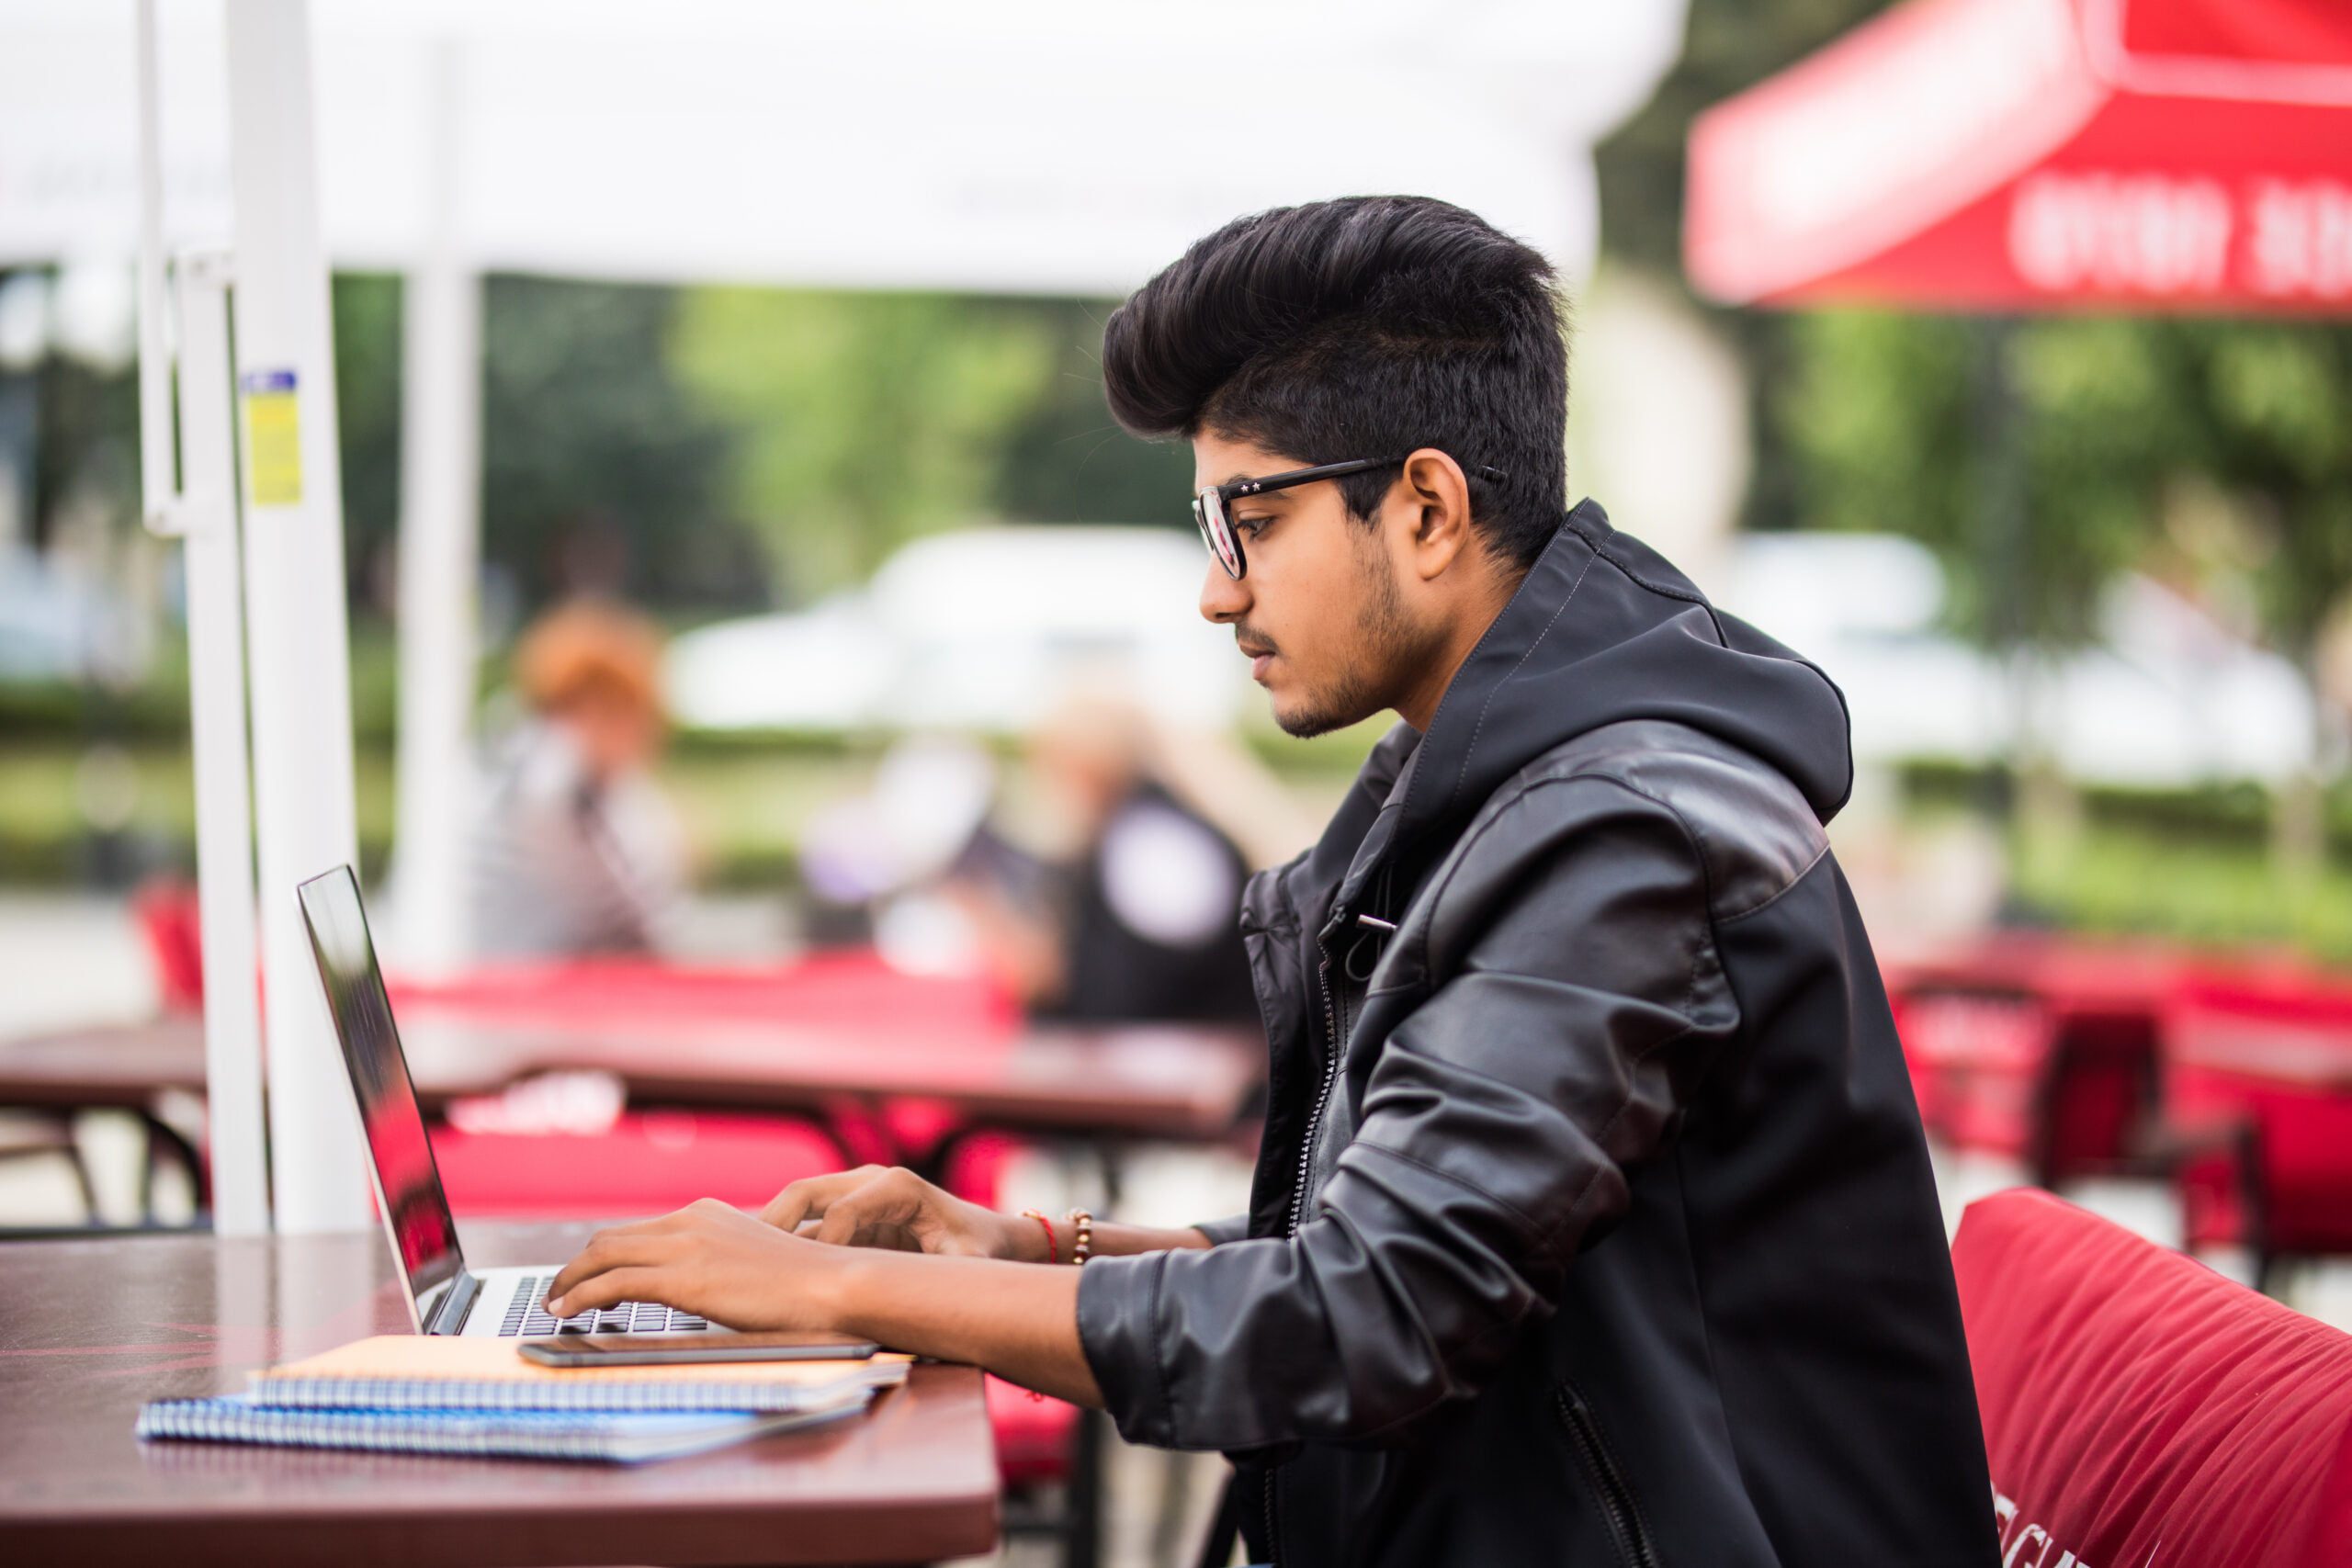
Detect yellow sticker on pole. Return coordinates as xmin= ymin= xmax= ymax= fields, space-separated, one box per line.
xmin=240 ymin=369 xmax=303 ymax=507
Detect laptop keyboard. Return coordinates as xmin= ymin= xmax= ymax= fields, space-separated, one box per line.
xmin=498 ymin=1275 xmax=711 ymax=1337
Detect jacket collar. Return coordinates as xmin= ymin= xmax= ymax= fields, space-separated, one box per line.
xmin=1250 ymin=494 xmax=1856 ymax=950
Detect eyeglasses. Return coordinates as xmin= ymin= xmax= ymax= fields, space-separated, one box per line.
xmin=1192 ymin=456 xmax=1507 ymax=581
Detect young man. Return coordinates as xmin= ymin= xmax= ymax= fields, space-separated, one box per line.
xmin=547 ymin=197 xmax=1998 ymax=1567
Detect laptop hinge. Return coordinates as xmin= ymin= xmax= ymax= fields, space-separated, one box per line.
xmin=424 ymin=1269 xmax=481 ymax=1337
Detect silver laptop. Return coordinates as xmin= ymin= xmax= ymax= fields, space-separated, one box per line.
xmin=298 ymin=863 xmax=716 ymax=1338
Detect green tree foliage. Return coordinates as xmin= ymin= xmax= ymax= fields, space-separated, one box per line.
xmin=670 ymin=289 xmax=1194 ymax=601
xmin=2196 ymin=326 xmax=2352 ymax=675
xmin=331 ymin=272 xmax=402 ymax=605
xmin=1777 ymin=314 xmax=2151 ymax=650
xmin=1593 ymin=0 xmax=1898 ymax=536
xmin=481 ymin=276 xmax=758 ymax=613
xmin=1776 ymin=310 xmax=2352 ymax=672
xmin=987 ymin=301 xmax=1195 ymax=530
xmin=672 ymin=289 xmax=1057 ymax=598
xmin=332 ymin=272 xmax=770 ymax=620
xmin=17 ymin=266 xmax=1192 ymax=630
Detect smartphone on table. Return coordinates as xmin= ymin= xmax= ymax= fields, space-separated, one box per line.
xmin=518 ymin=1332 xmax=882 ymax=1368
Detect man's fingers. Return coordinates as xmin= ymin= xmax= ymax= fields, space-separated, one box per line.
xmin=811 ymin=1168 xmax=922 ymax=1247
xmin=812 ymin=1176 xmax=933 ymax=1250
xmin=811 ymin=1195 xmax=874 ymax=1247
xmin=759 ymin=1167 xmax=884 ymax=1231
xmin=758 ymin=1181 xmax=824 ymax=1232
xmin=545 ymin=1230 xmax=677 ymax=1308
xmin=545 ymin=1265 xmax=670 ymax=1317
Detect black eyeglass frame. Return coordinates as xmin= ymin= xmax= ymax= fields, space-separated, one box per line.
xmin=1192 ymin=455 xmax=1508 ymax=581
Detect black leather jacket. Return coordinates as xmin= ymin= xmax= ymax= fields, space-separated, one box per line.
xmin=1076 ymin=503 xmax=1998 ymax=1568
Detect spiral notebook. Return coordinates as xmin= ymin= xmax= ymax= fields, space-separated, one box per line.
xmin=243 ymin=1335 xmax=913 ymax=1413
xmin=136 ymin=1393 xmax=868 ymax=1463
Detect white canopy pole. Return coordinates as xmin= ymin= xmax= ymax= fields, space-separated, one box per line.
xmin=174 ymin=249 xmax=271 ymax=1235
xmin=136 ymin=0 xmax=269 ymax=1236
xmin=131 ymin=0 xmax=175 ymax=530
xmin=223 ymin=0 xmax=368 ymax=1234
xmin=390 ymin=37 xmax=480 ymax=977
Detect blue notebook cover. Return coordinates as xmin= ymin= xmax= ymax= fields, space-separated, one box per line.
xmin=136 ymin=1393 xmax=868 ymax=1463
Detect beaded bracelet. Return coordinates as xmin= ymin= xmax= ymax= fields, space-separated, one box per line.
xmin=1067 ymin=1207 xmax=1094 ymax=1267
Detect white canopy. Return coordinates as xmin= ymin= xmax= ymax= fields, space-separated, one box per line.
xmin=4 ymin=0 xmax=1683 ymax=288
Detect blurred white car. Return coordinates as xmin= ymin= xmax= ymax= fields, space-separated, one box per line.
xmin=1715 ymin=533 xmax=2316 ymax=788
xmin=673 ymin=524 xmax=2315 ymax=789
xmin=665 ymin=525 xmax=1244 ymax=734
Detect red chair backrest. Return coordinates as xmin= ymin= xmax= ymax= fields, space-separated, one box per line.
xmin=1891 ymin=987 xmax=2055 ymax=1156
xmin=132 ymin=878 xmax=207 ymax=1014
xmin=2165 ymin=981 xmax=2352 ymax=1255
xmin=1952 ymin=1188 xmax=2352 ymax=1568
xmin=428 ymin=1111 xmax=846 ymax=1222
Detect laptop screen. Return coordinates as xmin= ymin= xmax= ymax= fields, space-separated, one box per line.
xmin=298 ymin=865 xmax=465 ymax=1319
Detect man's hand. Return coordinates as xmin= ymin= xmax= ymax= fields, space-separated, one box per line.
xmin=760 ymin=1165 xmax=1041 ymax=1261
xmin=543 ymin=1198 xmax=846 ymax=1327
xmin=545 ymin=1192 xmax=1108 ymax=1408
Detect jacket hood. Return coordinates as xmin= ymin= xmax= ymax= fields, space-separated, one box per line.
xmin=1306 ymin=500 xmax=1853 ymax=937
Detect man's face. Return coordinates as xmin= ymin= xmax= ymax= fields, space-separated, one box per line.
xmin=1193 ymin=432 xmax=1425 ymax=738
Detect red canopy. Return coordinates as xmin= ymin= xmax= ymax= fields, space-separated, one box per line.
xmin=1684 ymin=0 xmax=2352 ymax=312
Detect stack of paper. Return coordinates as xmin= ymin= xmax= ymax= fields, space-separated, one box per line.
xmin=137 ymin=1337 xmax=912 ymax=1464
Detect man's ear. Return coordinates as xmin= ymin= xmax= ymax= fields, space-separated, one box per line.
xmin=1397 ymin=448 xmax=1477 ymax=583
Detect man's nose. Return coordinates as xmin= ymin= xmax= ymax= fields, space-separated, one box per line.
xmin=1199 ymin=561 xmax=1249 ymax=625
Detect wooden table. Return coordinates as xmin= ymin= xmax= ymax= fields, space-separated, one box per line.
xmin=0 ymin=1222 xmax=999 ymax=1566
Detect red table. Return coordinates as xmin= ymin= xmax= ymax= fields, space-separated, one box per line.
xmin=0 ymin=1011 xmax=1264 ymax=1190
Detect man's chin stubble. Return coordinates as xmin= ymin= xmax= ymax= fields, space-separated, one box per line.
xmin=1272 ymin=680 xmax=1377 ymax=739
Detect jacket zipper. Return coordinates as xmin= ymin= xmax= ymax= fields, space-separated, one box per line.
xmin=1553 ymin=1382 xmax=1661 ymax=1568
xmin=1267 ymin=938 xmax=1345 ymax=1567
xmin=1261 ymin=1466 xmax=1280 ymax=1568
xmin=1285 ymin=945 xmax=1344 ymax=1235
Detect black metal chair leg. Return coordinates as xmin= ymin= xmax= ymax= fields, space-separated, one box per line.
xmin=1064 ymin=1405 xmax=1107 ymax=1568
xmin=1192 ymin=1470 xmax=1241 ymax=1568
xmin=55 ymin=1111 xmax=101 ymax=1221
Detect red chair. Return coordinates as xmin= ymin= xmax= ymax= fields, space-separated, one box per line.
xmin=988 ymin=1372 xmax=1082 ymax=1487
xmin=1890 ymin=981 xmax=2162 ymax=1188
xmin=1952 ymin=1188 xmax=2352 ymax=1568
xmin=130 ymin=878 xmax=207 ymax=1015
xmin=2165 ymin=977 xmax=2352 ymax=1293
xmin=1886 ymin=935 xmax=2195 ymax=1190
xmin=1890 ymin=985 xmax=2053 ymax=1156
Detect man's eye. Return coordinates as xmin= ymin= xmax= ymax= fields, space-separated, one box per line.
xmin=1233 ymin=516 xmax=1272 ymax=539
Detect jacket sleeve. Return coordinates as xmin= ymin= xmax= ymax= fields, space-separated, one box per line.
xmin=1075 ymin=775 xmax=1739 ymax=1451
xmin=1192 ymin=1215 xmax=1250 ymax=1247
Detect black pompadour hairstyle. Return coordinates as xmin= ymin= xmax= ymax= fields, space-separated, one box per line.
xmin=1102 ymin=196 xmax=1569 ymax=570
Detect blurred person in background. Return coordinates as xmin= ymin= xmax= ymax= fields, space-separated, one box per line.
xmin=949 ymin=690 xmax=1257 ymax=1026
xmin=468 ymin=599 xmax=687 ymax=960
